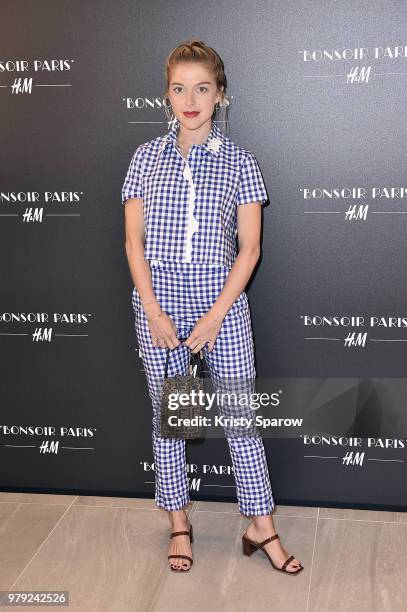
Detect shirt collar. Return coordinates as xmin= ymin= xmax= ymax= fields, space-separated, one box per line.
xmin=160 ymin=118 xmax=224 ymax=157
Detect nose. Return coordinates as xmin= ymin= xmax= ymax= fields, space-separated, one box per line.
xmin=185 ymin=91 xmax=195 ymax=106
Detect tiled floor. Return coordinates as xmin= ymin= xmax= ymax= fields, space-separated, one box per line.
xmin=0 ymin=492 xmax=406 ymax=611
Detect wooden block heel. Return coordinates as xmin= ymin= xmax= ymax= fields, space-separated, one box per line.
xmin=242 ymin=532 xmax=304 ymax=575
xmin=242 ymin=537 xmax=257 ymax=556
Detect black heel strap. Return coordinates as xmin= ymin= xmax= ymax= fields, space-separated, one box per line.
xmin=164 ymin=336 xmax=206 ymax=378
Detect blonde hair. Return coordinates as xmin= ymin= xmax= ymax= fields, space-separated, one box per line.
xmin=163 ymin=39 xmax=229 ymax=125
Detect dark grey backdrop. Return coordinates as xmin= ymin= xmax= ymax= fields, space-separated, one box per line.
xmin=1 ymin=0 xmax=407 ymax=510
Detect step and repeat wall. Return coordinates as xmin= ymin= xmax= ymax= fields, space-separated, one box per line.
xmin=1 ymin=0 xmax=406 ymax=510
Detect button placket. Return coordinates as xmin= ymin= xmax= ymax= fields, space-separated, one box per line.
xmin=182 ymin=160 xmax=199 ymax=263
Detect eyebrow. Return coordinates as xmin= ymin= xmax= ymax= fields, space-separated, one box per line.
xmin=171 ymin=81 xmax=212 ymax=86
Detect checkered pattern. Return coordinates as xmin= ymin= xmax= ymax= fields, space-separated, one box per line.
xmin=132 ymin=261 xmax=275 ymax=516
xmin=121 ymin=119 xmax=268 ymax=268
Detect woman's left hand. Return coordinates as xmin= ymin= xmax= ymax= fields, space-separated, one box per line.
xmin=184 ymin=310 xmax=223 ymax=353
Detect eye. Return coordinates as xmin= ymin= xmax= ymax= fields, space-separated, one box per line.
xmin=198 ymin=86 xmax=208 ymax=93
xmin=172 ymin=86 xmax=182 ymax=93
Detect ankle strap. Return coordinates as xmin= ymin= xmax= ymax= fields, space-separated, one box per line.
xmin=258 ymin=533 xmax=279 ymax=548
xmin=170 ymin=530 xmax=190 ymax=538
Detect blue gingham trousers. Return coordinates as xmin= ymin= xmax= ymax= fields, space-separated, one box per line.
xmin=132 ymin=260 xmax=275 ymax=516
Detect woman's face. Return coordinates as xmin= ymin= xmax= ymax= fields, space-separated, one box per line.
xmin=168 ymin=61 xmax=222 ymax=130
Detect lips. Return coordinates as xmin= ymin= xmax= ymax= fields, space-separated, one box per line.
xmin=183 ymin=111 xmax=199 ymax=117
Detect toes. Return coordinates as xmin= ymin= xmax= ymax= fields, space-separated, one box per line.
xmin=169 ymin=559 xmax=182 ymax=571
xmin=169 ymin=556 xmax=191 ymax=571
xmin=288 ymin=559 xmax=302 ymax=571
xmin=171 ymin=558 xmax=191 ymax=571
xmin=168 ymin=535 xmax=192 ymax=571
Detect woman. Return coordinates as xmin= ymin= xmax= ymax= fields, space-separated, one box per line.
xmin=121 ymin=40 xmax=303 ymax=575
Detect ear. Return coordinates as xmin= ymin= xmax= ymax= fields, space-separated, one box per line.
xmin=216 ymin=85 xmax=224 ymax=104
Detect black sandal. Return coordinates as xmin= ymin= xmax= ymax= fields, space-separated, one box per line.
xmin=242 ymin=532 xmax=304 ymax=575
xmin=168 ymin=522 xmax=193 ymax=571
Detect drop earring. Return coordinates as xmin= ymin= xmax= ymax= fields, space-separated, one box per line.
xmin=164 ymin=95 xmax=173 ymax=121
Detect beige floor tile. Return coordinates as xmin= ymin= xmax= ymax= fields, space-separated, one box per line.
xmin=73 ymin=494 xmax=156 ymax=509
xmin=273 ymin=504 xmax=318 ymax=518
xmin=397 ymin=510 xmax=407 ymax=524
xmin=194 ymin=499 xmax=318 ymax=518
xmin=0 ymin=492 xmax=76 ymax=505
xmin=153 ymin=508 xmax=314 ymax=612
xmin=194 ymin=500 xmax=240 ymax=513
xmin=319 ymin=506 xmax=401 ymax=523
xmin=9 ymin=505 xmax=178 ymax=611
xmin=308 ymin=517 xmax=407 ymax=612
xmin=3 ymin=493 xmax=406 ymax=610
xmin=73 ymin=495 xmax=193 ymax=513
xmin=0 ymin=502 xmax=69 ymax=590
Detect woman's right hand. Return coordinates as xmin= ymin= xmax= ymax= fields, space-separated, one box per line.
xmin=144 ymin=302 xmax=180 ymax=349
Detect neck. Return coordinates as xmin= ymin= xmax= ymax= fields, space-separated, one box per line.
xmin=176 ymin=119 xmax=212 ymax=146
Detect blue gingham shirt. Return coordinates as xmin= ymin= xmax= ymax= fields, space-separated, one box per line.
xmin=121 ymin=119 xmax=268 ymax=268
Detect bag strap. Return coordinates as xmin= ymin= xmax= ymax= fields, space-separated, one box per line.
xmin=164 ymin=336 xmax=206 ymax=379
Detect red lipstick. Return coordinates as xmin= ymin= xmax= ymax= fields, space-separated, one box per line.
xmin=183 ymin=111 xmax=200 ymax=118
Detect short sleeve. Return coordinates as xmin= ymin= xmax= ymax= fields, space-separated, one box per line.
xmin=121 ymin=144 xmax=145 ymax=205
xmin=236 ymin=151 xmax=268 ymax=206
